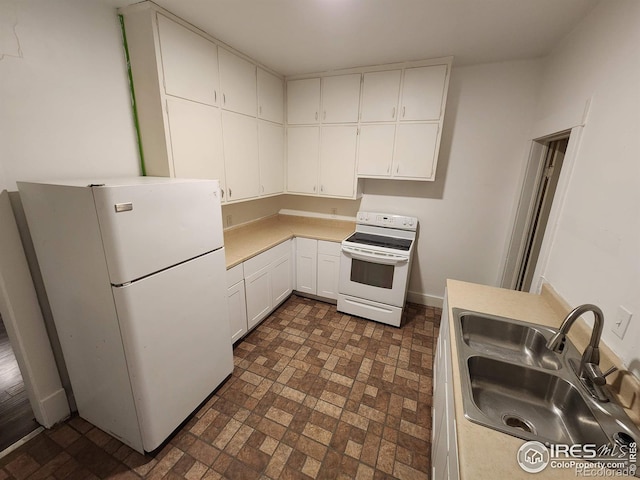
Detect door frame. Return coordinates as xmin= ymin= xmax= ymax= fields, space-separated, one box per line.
xmin=501 ymin=126 xmax=584 ymax=292
xmin=0 ymin=192 xmax=70 ymax=431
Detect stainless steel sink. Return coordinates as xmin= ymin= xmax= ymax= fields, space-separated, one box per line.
xmin=460 ymin=312 xmax=562 ymax=370
xmin=467 ymin=355 xmax=609 ymax=445
xmin=453 ymin=308 xmax=640 ymax=474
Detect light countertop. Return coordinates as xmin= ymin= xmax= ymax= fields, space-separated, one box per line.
xmin=223 ymin=214 xmax=355 ymax=269
xmin=445 ymin=279 xmax=639 ymax=479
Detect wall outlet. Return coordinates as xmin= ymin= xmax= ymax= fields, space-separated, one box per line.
xmin=612 ymin=305 xmax=632 ymax=339
xmin=226 ymin=215 xmax=232 ymax=227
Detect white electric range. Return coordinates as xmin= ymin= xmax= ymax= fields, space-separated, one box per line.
xmin=337 ymin=211 xmax=418 ymax=327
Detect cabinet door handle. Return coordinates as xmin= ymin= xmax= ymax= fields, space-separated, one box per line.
xmin=323 ymin=111 xmax=326 ymax=121
xmin=387 ymin=166 xmax=390 ymax=174
xmin=320 ymin=185 xmax=324 ymax=192
xmin=315 ymin=111 xmax=318 ymax=121
xmin=223 ymin=93 xmax=226 ymax=105
xmin=259 ymin=105 xmax=262 ymax=115
xmin=402 ymin=106 xmax=406 ymax=118
xmin=221 ymin=188 xmax=225 ymax=198
xmin=214 ymin=90 xmax=217 ymax=103
xmin=396 ymin=165 xmax=400 ymax=174
xmin=313 ymin=185 xmax=316 ymax=192
xmin=228 ymin=187 xmax=232 ymax=198
xmin=261 ymin=185 xmax=264 ymax=193
xmin=392 ymin=106 xmax=396 ymax=119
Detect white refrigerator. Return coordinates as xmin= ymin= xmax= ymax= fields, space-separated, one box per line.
xmin=18 ymin=177 xmax=234 ymax=453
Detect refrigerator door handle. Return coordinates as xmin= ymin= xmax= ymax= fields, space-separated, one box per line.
xmin=114 ymin=202 xmax=133 ymax=213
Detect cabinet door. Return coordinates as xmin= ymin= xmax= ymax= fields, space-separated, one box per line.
xmin=393 ymin=123 xmax=439 ymax=180
xmin=400 ymin=65 xmax=448 ymax=121
xmin=258 ymin=121 xmax=284 ymax=196
xmin=319 ymin=126 xmax=358 ymax=197
xmin=271 ymin=254 xmax=292 ymax=307
xmin=166 ymin=98 xmax=226 ymax=196
xmin=257 ymin=68 xmax=284 ymax=124
xmin=219 ymin=48 xmax=257 ymax=117
xmin=245 ymin=265 xmax=272 ymax=330
xmin=157 ymin=14 xmax=219 ymax=106
xmin=321 ymin=74 xmax=361 ymax=123
xmin=357 ymin=124 xmax=395 ymax=177
xmin=360 ymin=70 xmax=401 ymax=122
xmin=227 ymin=281 xmax=247 ymax=343
xmin=287 ymin=78 xmax=321 ymax=124
xmin=222 ymin=111 xmax=260 ymax=201
xmin=287 ymin=127 xmax=319 ymax=194
xmin=295 ymin=238 xmax=317 ymax=294
xmin=317 ymin=254 xmax=339 ymax=300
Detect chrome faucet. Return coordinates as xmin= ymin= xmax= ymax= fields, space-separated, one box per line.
xmin=546 ymin=304 xmax=616 ymax=401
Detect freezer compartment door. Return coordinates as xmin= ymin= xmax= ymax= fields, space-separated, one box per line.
xmin=112 ymin=249 xmax=233 ymax=451
xmin=93 ymin=179 xmax=223 ymax=285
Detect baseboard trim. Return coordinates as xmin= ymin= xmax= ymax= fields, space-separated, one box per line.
xmin=407 ymin=291 xmax=444 ymax=309
xmin=38 ymin=387 xmax=71 ymax=428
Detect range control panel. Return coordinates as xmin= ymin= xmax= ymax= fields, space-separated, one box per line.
xmin=356 ymin=211 xmax=418 ymax=231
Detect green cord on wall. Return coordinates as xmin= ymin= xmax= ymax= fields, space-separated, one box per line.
xmin=119 ymin=14 xmax=147 ymax=176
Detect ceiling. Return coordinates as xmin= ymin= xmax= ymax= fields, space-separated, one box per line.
xmin=111 ymin=0 xmax=598 ymax=76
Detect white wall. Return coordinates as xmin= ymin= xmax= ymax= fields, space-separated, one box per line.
xmin=532 ymin=0 xmax=640 ymax=375
xmin=0 ymin=0 xmax=140 ymax=189
xmin=0 ymin=0 xmax=140 ymax=416
xmin=361 ymin=60 xmax=542 ymax=304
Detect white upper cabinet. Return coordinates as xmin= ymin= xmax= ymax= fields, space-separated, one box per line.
xmin=287 ymin=78 xmax=321 ymax=125
xmin=357 ymin=124 xmax=396 ymax=177
xmin=258 ymin=121 xmax=284 ymax=196
xmin=360 ymin=70 xmax=402 ymax=122
xmin=219 ymin=48 xmax=257 ymax=117
xmin=222 ymin=111 xmax=259 ymax=201
xmin=394 ymin=123 xmax=439 ymax=179
xmin=287 ymin=127 xmax=319 ymax=194
xmin=321 ymin=74 xmax=361 ymax=123
xmin=157 ymin=14 xmax=219 ymax=106
xmin=166 ymin=98 xmax=225 ymax=192
xmin=257 ymin=68 xmax=284 ymax=124
xmin=286 ymin=126 xmax=357 ymax=198
xmin=319 ymin=126 xmax=358 ymax=197
xmin=400 ymin=65 xmax=448 ymax=121
xmin=121 ymin=4 xmax=289 ymax=205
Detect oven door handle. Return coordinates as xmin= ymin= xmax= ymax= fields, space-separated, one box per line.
xmin=342 ymin=246 xmax=409 ymax=265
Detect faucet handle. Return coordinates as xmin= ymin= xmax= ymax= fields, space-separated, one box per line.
xmin=583 ymin=363 xmax=616 ymax=386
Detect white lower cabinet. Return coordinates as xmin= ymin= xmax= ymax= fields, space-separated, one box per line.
xmin=271 ymin=253 xmax=292 ymax=306
xmin=295 ymin=238 xmax=317 ymax=294
xmin=316 ymin=241 xmax=341 ymax=300
xmin=295 ymin=239 xmax=340 ymax=301
xmin=432 ymin=295 xmax=460 ymax=480
xmin=230 ymin=240 xmax=292 ymax=335
xmin=245 ymin=264 xmax=272 ymax=330
xmin=226 ymin=264 xmax=247 ymax=343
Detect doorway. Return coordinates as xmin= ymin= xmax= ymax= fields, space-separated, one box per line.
xmin=503 ymin=133 xmax=569 ymax=291
xmin=0 ymin=314 xmax=39 ymax=453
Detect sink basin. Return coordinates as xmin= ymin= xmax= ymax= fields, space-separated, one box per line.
xmin=452 ymin=308 xmax=640 ymax=471
xmin=460 ymin=312 xmax=562 ymax=370
xmin=467 ymin=356 xmax=609 ymax=445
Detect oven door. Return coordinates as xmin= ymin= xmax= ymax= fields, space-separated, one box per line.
xmin=339 ymin=245 xmax=410 ymax=307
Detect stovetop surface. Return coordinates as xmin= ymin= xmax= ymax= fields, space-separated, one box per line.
xmin=344 ymin=232 xmax=412 ymax=251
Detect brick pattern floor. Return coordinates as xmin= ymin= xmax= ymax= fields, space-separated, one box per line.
xmin=0 ymin=295 xmax=441 ymax=480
